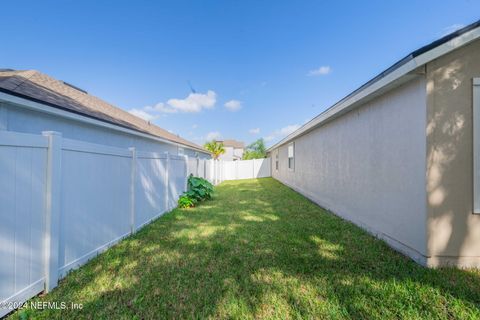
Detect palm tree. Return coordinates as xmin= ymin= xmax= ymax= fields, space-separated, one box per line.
xmin=204 ymin=140 xmax=225 ymax=160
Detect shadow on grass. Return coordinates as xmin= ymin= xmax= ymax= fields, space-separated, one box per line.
xmin=11 ymin=178 xmax=480 ymax=319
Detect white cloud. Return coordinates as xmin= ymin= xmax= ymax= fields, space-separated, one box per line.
xmin=128 ymin=108 xmax=158 ymax=121
xmin=442 ymin=24 xmax=465 ymax=36
xmin=224 ymin=99 xmax=242 ymax=111
xmin=249 ymin=128 xmax=260 ymax=134
xmin=168 ymin=90 xmax=217 ymax=113
xmin=264 ymin=124 xmax=301 ymax=142
xmin=279 ymin=124 xmax=301 ymax=136
xmin=144 ymin=102 xmax=178 ymax=114
xmin=206 ymin=131 xmax=222 ymax=141
xmin=192 ymin=124 xmax=198 ymax=129
xmin=264 ymin=135 xmax=275 ymax=142
xmin=128 ymin=90 xmax=217 ymax=121
xmin=308 ymin=66 xmax=331 ymax=76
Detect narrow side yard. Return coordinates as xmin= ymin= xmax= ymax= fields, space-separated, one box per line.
xmin=10 ymin=178 xmax=480 ymax=319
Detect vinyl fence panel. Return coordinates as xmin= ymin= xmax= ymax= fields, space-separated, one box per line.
xmin=0 ymin=131 xmax=190 ymax=317
xmin=59 ymin=139 xmax=132 ymax=277
xmin=135 ymin=152 xmax=167 ymax=230
xmin=168 ymin=156 xmax=188 ymax=209
xmin=213 ymin=158 xmax=271 ymax=183
xmin=253 ymin=158 xmax=271 ymax=178
xmin=198 ymin=158 xmax=206 ymax=179
xmin=237 ymin=159 xmax=253 ymax=180
xmin=0 ymin=132 xmax=48 ymax=317
xmin=222 ymin=161 xmax=236 ymax=180
xmin=187 ymin=157 xmax=198 ymax=177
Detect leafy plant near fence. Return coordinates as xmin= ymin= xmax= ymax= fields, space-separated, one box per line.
xmin=178 ymin=175 xmax=214 ymax=208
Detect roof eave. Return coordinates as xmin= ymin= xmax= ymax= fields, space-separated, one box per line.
xmin=0 ymin=90 xmax=209 ymax=154
xmin=267 ymin=23 xmax=480 ymax=152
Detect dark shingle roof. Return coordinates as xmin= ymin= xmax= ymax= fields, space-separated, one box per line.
xmin=0 ymin=69 xmax=206 ymax=153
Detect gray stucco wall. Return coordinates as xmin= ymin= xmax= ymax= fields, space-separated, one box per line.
xmin=425 ymin=39 xmax=480 ymax=267
xmin=271 ymin=77 xmax=428 ymax=261
xmin=218 ymin=146 xmax=244 ymax=161
xmin=0 ymin=101 xmax=210 ymax=158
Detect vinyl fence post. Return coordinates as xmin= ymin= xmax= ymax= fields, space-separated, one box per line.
xmin=184 ymin=155 xmax=189 ymax=192
xmin=212 ymin=159 xmax=216 ymax=184
xmin=42 ymin=131 xmax=62 ymax=293
xmin=235 ymin=160 xmax=239 ymax=180
xmin=204 ymin=159 xmax=207 ymax=179
xmin=196 ymin=156 xmax=199 ymax=177
xmin=129 ymin=147 xmax=136 ymax=233
xmin=165 ymin=152 xmax=170 ymax=211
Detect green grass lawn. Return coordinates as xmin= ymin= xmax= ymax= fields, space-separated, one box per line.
xmin=9 ymin=178 xmax=480 ymax=319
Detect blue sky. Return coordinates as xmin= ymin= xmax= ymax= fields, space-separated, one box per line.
xmin=1 ymin=1 xmax=479 ymax=147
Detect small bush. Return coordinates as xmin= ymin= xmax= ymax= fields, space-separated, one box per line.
xmin=178 ymin=194 xmax=197 ymax=208
xmin=187 ymin=175 xmax=214 ymax=201
xmin=177 ymin=175 xmax=215 ymax=208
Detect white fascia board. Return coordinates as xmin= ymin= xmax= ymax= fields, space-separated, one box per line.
xmin=267 ymin=26 xmax=480 ymax=152
xmin=0 ymin=91 xmax=209 ymax=155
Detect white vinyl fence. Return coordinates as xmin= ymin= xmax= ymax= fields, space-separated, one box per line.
xmin=187 ymin=158 xmax=271 ymax=184
xmin=0 ymin=130 xmax=188 ymax=317
xmin=0 ymin=129 xmax=271 ymax=317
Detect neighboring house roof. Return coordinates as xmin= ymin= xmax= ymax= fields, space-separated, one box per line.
xmin=218 ymin=139 xmax=245 ymax=148
xmin=267 ymin=19 xmax=480 ymax=152
xmin=0 ymin=69 xmax=207 ymax=153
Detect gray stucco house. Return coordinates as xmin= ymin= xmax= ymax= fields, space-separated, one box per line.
xmin=268 ymin=20 xmax=480 ymax=268
xmin=217 ymin=139 xmax=245 ymax=161
xmin=0 ymin=69 xmax=210 ymax=158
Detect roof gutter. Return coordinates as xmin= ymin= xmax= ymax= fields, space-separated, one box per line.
xmin=0 ymin=91 xmax=209 ymax=155
xmin=267 ymin=23 xmax=480 ymax=152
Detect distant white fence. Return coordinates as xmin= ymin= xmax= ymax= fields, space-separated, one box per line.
xmin=0 ymin=130 xmax=188 ymax=317
xmin=186 ymin=158 xmax=271 ymax=184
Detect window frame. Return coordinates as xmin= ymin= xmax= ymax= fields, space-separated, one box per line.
xmin=474 ymin=78 xmax=480 ymax=214
xmin=287 ymin=142 xmax=295 ymax=171
xmin=275 ymin=151 xmax=279 ymax=171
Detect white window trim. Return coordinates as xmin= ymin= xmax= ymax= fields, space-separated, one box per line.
xmin=288 ymin=142 xmax=295 ymax=171
xmin=474 ymin=78 xmax=480 ymax=214
xmin=275 ymin=151 xmax=279 ymax=171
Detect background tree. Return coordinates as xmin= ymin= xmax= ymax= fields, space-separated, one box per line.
xmin=243 ymin=138 xmax=267 ymax=160
xmin=204 ymin=140 xmax=226 ymax=160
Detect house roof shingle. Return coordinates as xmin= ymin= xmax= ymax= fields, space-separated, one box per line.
xmin=0 ymin=69 xmax=207 ymax=153
xmin=218 ymin=139 xmax=245 ymax=148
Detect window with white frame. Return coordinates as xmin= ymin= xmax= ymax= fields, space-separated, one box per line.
xmin=275 ymin=151 xmax=279 ymax=171
xmin=288 ymin=142 xmax=294 ymax=171
xmin=178 ymin=147 xmax=184 ymax=156
xmin=474 ymin=78 xmax=480 ymax=214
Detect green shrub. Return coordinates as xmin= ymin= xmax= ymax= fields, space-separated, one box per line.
xmin=178 ymin=194 xmax=197 ymax=208
xmin=187 ymin=175 xmax=214 ymax=201
xmin=177 ymin=175 xmax=215 ymax=208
